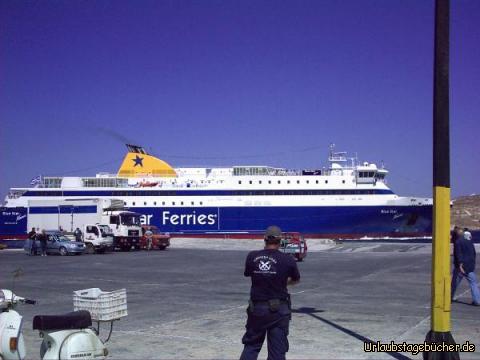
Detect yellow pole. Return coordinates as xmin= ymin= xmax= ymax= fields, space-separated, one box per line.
xmin=431 ymin=187 xmax=451 ymax=332
xmin=424 ymin=1 xmax=458 ymax=358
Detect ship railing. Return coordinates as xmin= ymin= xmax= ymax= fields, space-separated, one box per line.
xmin=328 ymin=156 xmax=347 ymax=162
xmin=264 ymin=169 xmax=303 ymax=176
xmin=136 ymin=179 xmax=227 ymax=189
xmin=7 ymin=190 xmax=27 ymax=199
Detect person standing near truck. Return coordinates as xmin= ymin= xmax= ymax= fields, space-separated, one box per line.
xmin=39 ymin=229 xmax=48 ymax=256
xmin=145 ymin=228 xmax=153 ymax=250
xmin=28 ymin=227 xmax=37 ymax=256
xmin=240 ymin=225 xmax=300 ymax=360
xmin=74 ymin=227 xmax=83 ymax=242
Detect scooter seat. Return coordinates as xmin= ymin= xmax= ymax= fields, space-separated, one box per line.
xmin=33 ymin=310 xmax=92 ymax=331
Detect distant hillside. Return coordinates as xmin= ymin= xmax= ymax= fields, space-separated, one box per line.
xmin=452 ymin=194 xmax=480 ymax=230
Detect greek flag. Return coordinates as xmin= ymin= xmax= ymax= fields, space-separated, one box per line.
xmin=30 ymin=175 xmax=42 ymax=186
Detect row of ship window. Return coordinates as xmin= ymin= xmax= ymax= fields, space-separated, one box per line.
xmin=126 ymin=190 xmax=383 ymax=207
xmin=128 ymin=201 xmax=204 ymax=206
xmin=25 ymin=189 xmax=390 ymax=197
xmin=239 ymin=179 xmax=345 ymax=185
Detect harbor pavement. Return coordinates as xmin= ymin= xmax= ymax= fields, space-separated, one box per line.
xmin=0 ymin=239 xmax=478 ymax=359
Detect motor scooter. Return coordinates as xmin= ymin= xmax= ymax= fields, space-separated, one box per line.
xmin=0 ymin=289 xmax=108 ymax=360
xmin=0 ymin=289 xmax=34 ymax=360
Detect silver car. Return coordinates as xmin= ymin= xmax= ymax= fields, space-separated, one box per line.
xmin=24 ymin=231 xmax=86 ymax=256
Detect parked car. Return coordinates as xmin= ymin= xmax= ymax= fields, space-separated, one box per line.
xmin=139 ymin=225 xmax=170 ymax=250
xmin=279 ymin=232 xmax=307 ymax=261
xmin=23 ymin=231 xmax=86 ymax=256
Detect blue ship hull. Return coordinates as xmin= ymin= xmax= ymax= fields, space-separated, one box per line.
xmin=0 ymin=205 xmax=432 ymax=247
xmin=138 ymin=205 xmax=432 ymax=236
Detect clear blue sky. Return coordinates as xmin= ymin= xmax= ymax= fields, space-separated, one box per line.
xmin=1 ymin=0 xmax=479 ymax=198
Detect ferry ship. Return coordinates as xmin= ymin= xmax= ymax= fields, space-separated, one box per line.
xmin=0 ymin=144 xmax=432 ymax=244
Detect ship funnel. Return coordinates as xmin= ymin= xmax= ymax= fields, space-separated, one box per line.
xmin=117 ymin=144 xmax=177 ymax=178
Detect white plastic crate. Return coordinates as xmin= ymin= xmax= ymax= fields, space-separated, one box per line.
xmin=73 ymin=288 xmax=127 ymax=321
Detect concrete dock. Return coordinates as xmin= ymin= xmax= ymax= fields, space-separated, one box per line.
xmin=0 ymin=239 xmax=478 ymax=359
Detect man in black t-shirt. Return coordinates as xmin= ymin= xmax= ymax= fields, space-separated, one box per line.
xmin=74 ymin=228 xmax=83 ymax=242
xmin=240 ymin=226 xmax=300 ymax=360
xmin=27 ymin=227 xmax=37 ymax=256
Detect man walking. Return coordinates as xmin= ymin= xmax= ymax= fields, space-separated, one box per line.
xmin=240 ymin=226 xmax=300 ymax=360
xmin=451 ymin=229 xmax=480 ymax=306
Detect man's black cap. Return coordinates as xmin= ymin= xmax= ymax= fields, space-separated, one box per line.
xmin=264 ymin=225 xmax=282 ymax=240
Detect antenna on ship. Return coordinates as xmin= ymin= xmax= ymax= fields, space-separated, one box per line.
xmin=329 ymin=143 xmax=335 ymax=159
xmin=328 ymin=143 xmax=347 ymax=169
xmin=349 ymin=153 xmax=358 ymax=168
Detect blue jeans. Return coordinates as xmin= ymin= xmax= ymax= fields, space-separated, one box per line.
xmin=451 ymin=268 xmax=480 ymax=304
xmin=30 ymin=241 xmax=37 ymax=255
xmin=240 ymin=303 xmax=290 ymax=360
xmin=40 ymin=242 xmax=47 ymax=256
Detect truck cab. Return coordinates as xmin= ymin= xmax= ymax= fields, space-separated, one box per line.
xmin=83 ymin=224 xmax=114 ymax=254
xmin=140 ymin=225 xmax=170 ymax=250
xmin=280 ymin=232 xmax=307 ymax=262
xmin=103 ymin=211 xmax=142 ymax=251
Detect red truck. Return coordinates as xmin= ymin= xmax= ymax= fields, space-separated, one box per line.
xmin=280 ymin=232 xmax=307 ymax=261
xmin=140 ymin=225 xmax=171 ymax=250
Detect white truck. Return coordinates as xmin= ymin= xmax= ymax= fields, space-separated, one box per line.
xmin=102 ymin=208 xmax=142 ymax=251
xmin=77 ymin=224 xmax=114 ymax=254
xmin=27 ymin=198 xmax=142 ymax=252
